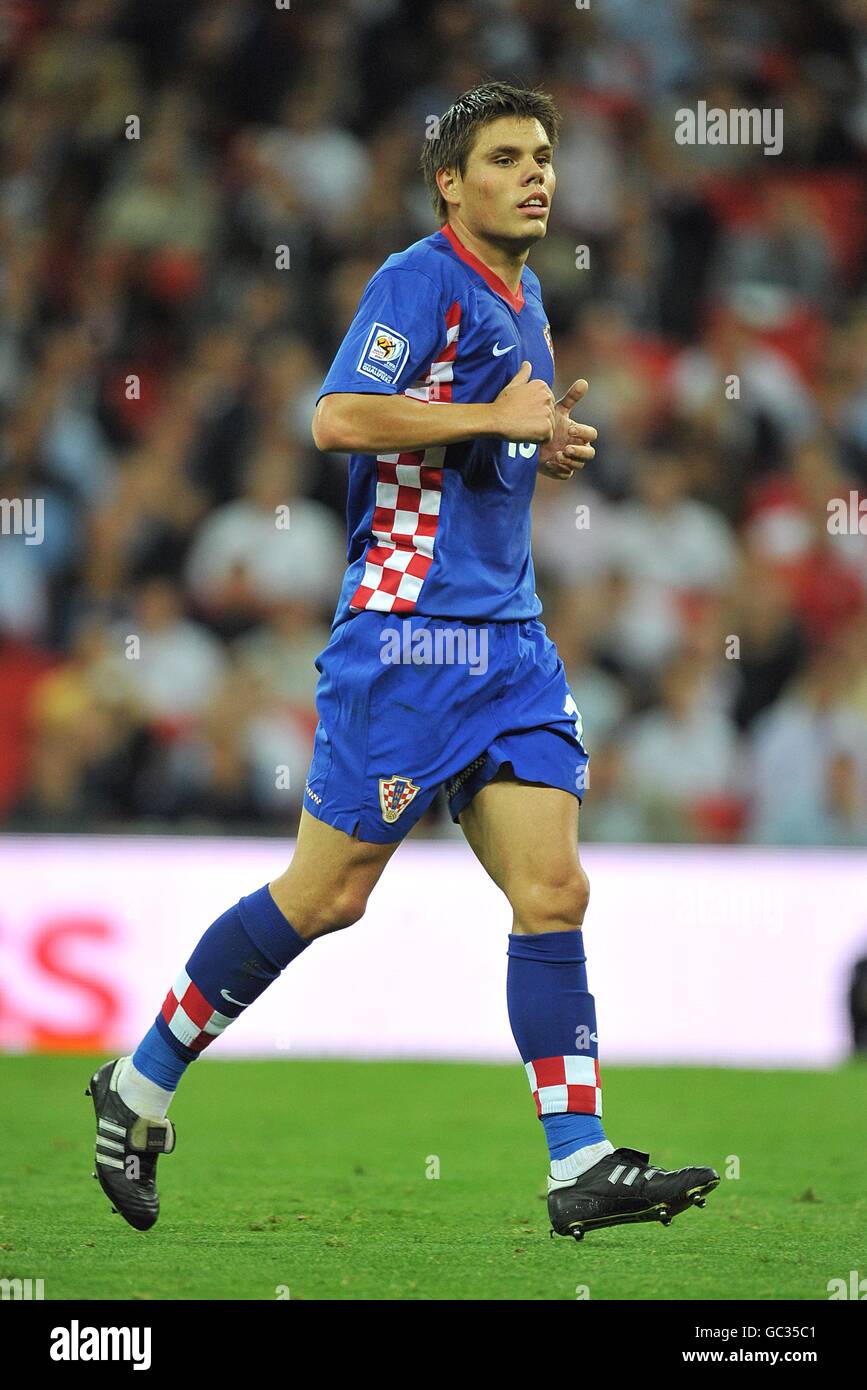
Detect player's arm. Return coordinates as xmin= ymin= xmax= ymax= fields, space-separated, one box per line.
xmin=312 ymin=265 xmax=556 ymax=456
xmin=313 ymin=361 xmax=556 ymax=454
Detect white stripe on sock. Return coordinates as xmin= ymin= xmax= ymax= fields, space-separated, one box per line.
xmin=117 ymin=1056 xmax=175 ymax=1121
xmin=548 ymin=1139 xmax=616 ymax=1186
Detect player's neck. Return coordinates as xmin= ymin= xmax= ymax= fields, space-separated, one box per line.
xmin=444 ymin=217 xmax=528 ymax=296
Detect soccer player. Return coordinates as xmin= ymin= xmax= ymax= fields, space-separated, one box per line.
xmin=87 ymin=82 xmax=719 ymax=1241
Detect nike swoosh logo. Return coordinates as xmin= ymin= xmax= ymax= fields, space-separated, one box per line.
xmin=221 ymin=989 xmax=249 ymax=1007
xmin=492 ymin=342 xmax=516 ymax=356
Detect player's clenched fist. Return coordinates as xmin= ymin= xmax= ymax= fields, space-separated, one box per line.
xmin=491 ymin=360 xmax=556 ymax=444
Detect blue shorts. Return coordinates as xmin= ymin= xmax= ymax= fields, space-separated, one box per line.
xmin=303 ymin=613 xmax=590 ymax=843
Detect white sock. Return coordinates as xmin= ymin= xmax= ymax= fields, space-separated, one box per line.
xmin=116 ymin=1056 xmax=175 ymax=1120
xmin=548 ymin=1138 xmax=616 ymax=1190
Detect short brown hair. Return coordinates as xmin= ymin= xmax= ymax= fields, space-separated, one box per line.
xmin=419 ymin=81 xmax=561 ymax=224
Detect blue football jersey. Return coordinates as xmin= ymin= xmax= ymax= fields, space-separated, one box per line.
xmin=316 ymin=222 xmax=557 ymax=624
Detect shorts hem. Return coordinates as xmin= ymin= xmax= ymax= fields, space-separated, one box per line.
xmin=302 ymin=791 xmax=414 ymax=845
xmin=448 ymin=735 xmax=587 ymax=822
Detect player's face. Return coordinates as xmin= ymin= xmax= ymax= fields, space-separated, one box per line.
xmin=453 ymin=116 xmax=555 ymax=245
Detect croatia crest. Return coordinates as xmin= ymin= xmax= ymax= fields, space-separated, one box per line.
xmin=379 ymin=774 xmax=421 ymax=824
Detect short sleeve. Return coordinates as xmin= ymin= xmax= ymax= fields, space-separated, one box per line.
xmin=316 ymin=267 xmax=447 ymax=403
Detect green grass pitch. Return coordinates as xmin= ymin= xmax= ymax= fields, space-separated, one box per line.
xmin=3 ymin=1055 xmax=865 ymax=1300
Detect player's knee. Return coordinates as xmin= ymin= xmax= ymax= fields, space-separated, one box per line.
xmin=573 ymin=866 xmax=591 ymax=925
xmin=550 ymin=865 xmax=590 ymax=929
xmin=271 ymin=869 xmax=372 ymax=939
xmin=511 ymin=864 xmax=590 ymax=933
xmin=328 ymin=883 xmax=370 ymax=932
xmin=304 ymin=876 xmax=372 ymax=937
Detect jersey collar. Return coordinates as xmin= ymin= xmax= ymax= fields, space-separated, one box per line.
xmin=438 ymin=222 xmax=525 ymax=313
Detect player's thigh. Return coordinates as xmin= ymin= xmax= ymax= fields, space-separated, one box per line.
xmin=270 ymin=807 xmax=400 ymax=939
xmin=458 ymin=769 xmax=589 ymax=931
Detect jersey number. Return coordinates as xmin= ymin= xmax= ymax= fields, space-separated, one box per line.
xmin=564 ymin=693 xmax=583 ymax=742
xmin=506 ymin=441 xmax=538 ymax=458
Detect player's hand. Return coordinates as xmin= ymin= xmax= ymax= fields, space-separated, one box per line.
xmin=492 ymin=360 xmax=556 ymax=444
xmin=537 ymin=378 xmax=596 ymax=479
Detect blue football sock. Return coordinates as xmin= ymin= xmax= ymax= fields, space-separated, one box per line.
xmin=132 ymin=884 xmax=308 ymax=1092
xmin=507 ymin=929 xmax=610 ymax=1172
xmin=542 ymin=1111 xmax=607 ymax=1159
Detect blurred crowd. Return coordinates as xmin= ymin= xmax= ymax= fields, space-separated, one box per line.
xmin=0 ymin=0 xmax=866 ymax=844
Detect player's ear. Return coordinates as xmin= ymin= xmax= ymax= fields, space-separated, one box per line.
xmin=436 ymin=165 xmax=460 ymax=211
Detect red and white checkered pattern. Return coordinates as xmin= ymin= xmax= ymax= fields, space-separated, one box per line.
xmin=525 ymin=1055 xmax=602 ymax=1117
xmin=349 ymin=300 xmax=461 ymax=615
xmin=379 ymin=774 xmax=420 ymax=821
xmin=402 ymin=299 xmax=461 ymax=404
xmin=160 ymin=969 xmax=233 ymax=1053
